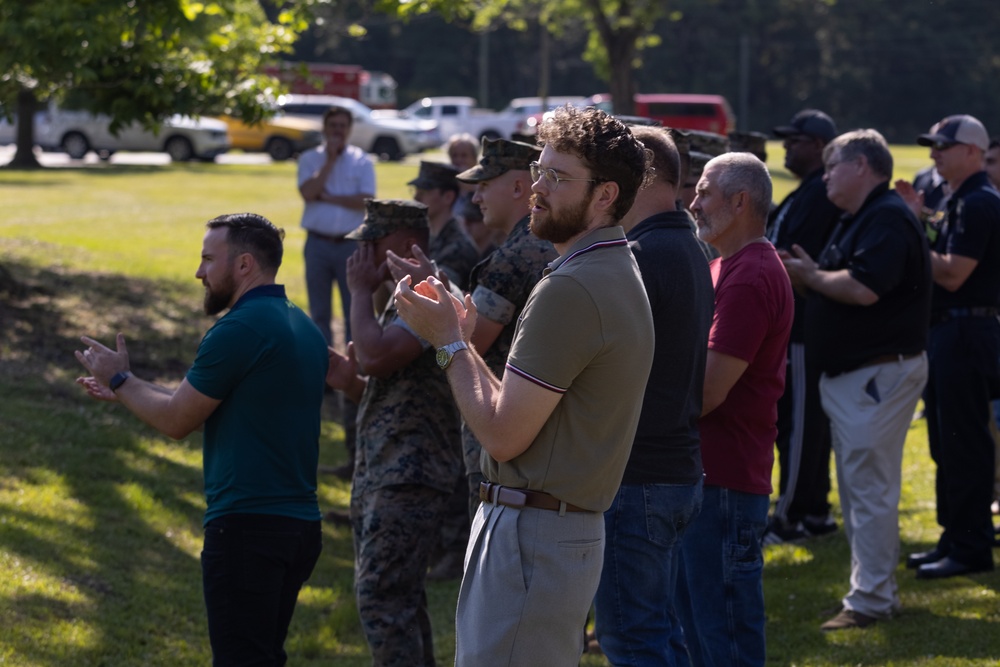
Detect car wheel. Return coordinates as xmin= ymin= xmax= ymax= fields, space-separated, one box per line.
xmin=372 ymin=137 xmax=403 ymax=162
xmin=62 ymin=132 xmax=90 ymax=160
xmin=266 ymin=137 xmax=294 ymax=162
xmin=165 ymin=136 xmax=194 ymax=162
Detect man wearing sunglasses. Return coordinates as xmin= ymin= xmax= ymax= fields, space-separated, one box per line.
xmin=909 ymin=115 xmax=1000 ymax=580
xmin=395 ymin=106 xmax=654 ymax=666
xmin=765 ymin=109 xmax=844 ymax=546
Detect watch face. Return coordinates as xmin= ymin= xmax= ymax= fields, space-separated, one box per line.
xmin=436 ymin=348 xmax=451 ymax=369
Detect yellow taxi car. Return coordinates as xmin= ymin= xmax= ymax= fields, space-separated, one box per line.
xmin=220 ymin=114 xmax=323 ymax=161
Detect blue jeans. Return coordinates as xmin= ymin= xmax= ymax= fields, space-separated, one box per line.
xmin=594 ymin=480 xmax=703 ymax=667
xmin=676 ymin=486 xmax=768 ymax=667
xmin=202 ymin=513 xmax=322 ymax=667
xmin=304 ymin=234 xmax=357 ymax=347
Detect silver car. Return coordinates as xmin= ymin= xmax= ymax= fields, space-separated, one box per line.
xmin=34 ymin=104 xmax=230 ymax=161
xmin=277 ymin=94 xmax=441 ymax=160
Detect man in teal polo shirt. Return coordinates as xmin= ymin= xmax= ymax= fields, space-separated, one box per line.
xmin=75 ymin=212 xmax=328 ymax=666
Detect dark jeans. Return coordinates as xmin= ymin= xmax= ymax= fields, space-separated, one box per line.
xmin=202 ymin=513 xmax=322 ymax=667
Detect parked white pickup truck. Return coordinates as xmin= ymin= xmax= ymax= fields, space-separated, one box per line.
xmin=377 ymin=96 xmax=522 ymax=142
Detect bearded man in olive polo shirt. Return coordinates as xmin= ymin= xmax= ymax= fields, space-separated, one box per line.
xmin=396 ymin=106 xmax=654 ymax=667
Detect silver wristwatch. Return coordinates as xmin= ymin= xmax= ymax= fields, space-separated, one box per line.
xmin=436 ymin=341 xmax=469 ymax=370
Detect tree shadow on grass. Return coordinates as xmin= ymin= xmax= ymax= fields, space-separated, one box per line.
xmin=0 ymin=256 xmax=362 ymax=664
xmin=0 ymin=257 xmax=219 ymax=663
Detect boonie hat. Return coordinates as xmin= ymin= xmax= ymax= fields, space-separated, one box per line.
xmin=917 ymin=115 xmax=989 ymax=152
xmin=407 ymin=161 xmax=460 ymax=190
xmin=729 ymin=131 xmax=769 ymax=162
xmin=773 ymin=109 xmax=837 ymax=143
xmin=457 ymin=137 xmax=540 ymax=183
xmin=687 ymin=130 xmax=730 ymax=157
xmin=345 ymin=199 xmax=428 ymax=241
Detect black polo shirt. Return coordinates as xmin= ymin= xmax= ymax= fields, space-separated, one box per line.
xmin=767 ymin=168 xmax=842 ymax=342
xmin=805 ymin=183 xmax=931 ymax=376
xmin=930 ymin=171 xmax=1000 ymax=315
xmin=620 ymin=210 xmax=714 ymax=486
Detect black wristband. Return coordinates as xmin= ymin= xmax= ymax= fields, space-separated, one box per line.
xmin=109 ymin=371 xmax=132 ymax=392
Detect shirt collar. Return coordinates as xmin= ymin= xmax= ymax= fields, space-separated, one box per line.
xmin=545 ymin=226 xmax=628 ymax=274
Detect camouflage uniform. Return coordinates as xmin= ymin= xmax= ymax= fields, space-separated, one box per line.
xmin=462 ymin=216 xmax=557 ymax=512
xmin=429 ymin=217 xmax=479 ymax=291
xmin=346 ymin=200 xmax=463 ymax=667
xmin=409 ymin=160 xmax=480 ymax=291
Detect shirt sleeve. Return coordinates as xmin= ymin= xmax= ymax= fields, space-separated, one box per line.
xmin=186 ymin=319 xmax=263 ymax=400
xmin=471 ymin=242 xmax=542 ymax=325
xmin=505 ymin=275 xmax=598 ymax=393
xmin=709 ymin=282 xmax=770 ymax=365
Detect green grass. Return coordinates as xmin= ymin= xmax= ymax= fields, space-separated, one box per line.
xmin=1 ymin=150 xmax=998 ymax=666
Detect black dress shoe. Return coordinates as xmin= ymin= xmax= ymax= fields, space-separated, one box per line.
xmin=906 ymin=548 xmax=947 ymax=569
xmin=915 ymin=556 xmax=993 ymax=580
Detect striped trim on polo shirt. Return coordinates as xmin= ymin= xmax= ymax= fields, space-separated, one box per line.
xmin=504 ymin=362 xmax=568 ymax=393
xmin=559 ymin=237 xmax=628 ymax=267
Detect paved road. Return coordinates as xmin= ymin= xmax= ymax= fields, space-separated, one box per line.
xmin=0 ymin=145 xmax=276 ymax=168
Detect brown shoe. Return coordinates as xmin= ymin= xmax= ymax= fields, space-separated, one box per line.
xmin=820 ymin=608 xmax=877 ymax=631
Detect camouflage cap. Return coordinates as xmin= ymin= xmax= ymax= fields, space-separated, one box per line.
xmin=345 ymin=199 xmax=429 ymax=241
xmin=687 ymin=130 xmax=730 ymax=157
xmin=457 ymin=137 xmax=541 ymax=183
xmin=687 ymin=151 xmax=714 ymax=180
xmin=407 ymin=160 xmax=460 ymax=190
xmin=728 ymin=131 xmax=769 ymax=162
xmin=667 ymin=128 xmax=692 ymax=156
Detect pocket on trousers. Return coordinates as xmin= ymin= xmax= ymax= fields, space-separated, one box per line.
xmin=728 ymin=525 xmax=764 ymax=573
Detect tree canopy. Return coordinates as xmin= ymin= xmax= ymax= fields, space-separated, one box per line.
xmin=0 ymin=0 xmax=318 ymax=167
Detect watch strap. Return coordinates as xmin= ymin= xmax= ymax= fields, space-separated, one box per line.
xmin=109 ymin=371 xmax=132 ymax=392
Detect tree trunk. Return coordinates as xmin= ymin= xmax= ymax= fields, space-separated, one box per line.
xmin=8 ymin=88 xmax=41 ymax=169
xmin=607 ymin=43 xmax=637 ymax=117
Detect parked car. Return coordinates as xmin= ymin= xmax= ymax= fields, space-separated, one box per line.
xmin=219 ymin=114 xmax=322 ymax=161
xmin=383 ymin=96 xmax=519 ymax=142
xmin=277 ymin=94 xmax=440 ymax=160
xmin=516 ymin=93 xmax=735 ymax=142
xmin=34 ymin=104 xmax=230 ymax=161
xmin=586 ymin=93 xmax=735 ymax=134
xmin=502 ymin=95 xmax=586 ymax=117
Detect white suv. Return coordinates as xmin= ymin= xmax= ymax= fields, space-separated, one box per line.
xmin=277 ymin=94 xmax=440 ymax=161
xmin=35 ymin=104 xmax=230 ymax=161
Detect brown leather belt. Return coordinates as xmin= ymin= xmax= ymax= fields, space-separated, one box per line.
xmin=308 ymin=230 xmax=352 ymax=243
xmin=479 ymin=481 xmax=588 ymax=513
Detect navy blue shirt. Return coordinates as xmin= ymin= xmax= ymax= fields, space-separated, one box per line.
xmin=620 ymin=210 xmax=714 ymax=486
xmin=930 ymin=171 xmax=1000 ymax=314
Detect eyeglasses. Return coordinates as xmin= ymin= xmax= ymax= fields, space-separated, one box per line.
xmin=929 ymin=141 xmax=959 ymax=152
xmin=825 ymin=156 xmax=857 ymax=172
xmin=529 ymin=162 xmax=598 ymax=190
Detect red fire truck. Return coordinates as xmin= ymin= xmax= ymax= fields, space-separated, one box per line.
xmin=263 ymin=62 xmax=397 ymax=109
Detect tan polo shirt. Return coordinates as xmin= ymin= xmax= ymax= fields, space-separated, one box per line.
xmin=482 ymin=226 xmax=655 ymax=512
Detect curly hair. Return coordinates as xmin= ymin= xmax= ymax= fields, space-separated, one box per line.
xmin=536 ymin=105 xmax=652 ymax=221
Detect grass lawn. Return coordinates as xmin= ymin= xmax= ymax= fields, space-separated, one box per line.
xmin=1 ymin=147 xmax=998 ymax=666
